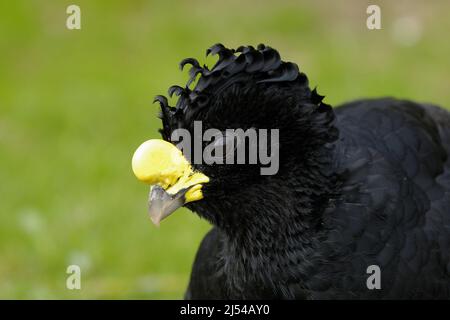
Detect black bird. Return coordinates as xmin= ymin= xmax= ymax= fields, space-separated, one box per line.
xmin=132 ymin=44 xmax=450 ymax=299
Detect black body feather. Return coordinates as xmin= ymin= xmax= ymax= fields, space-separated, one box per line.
xmin=155 ymin=44 xmax=450 ymax=299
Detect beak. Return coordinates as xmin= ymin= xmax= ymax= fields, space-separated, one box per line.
xmin=148 ymin=185 xmax=188 ymax=226
xmin=132 ymin=139 xmax=209 ymax=226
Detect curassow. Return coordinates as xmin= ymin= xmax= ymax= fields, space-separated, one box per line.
xmin=131 ymin=44 xmax=450 ymax=299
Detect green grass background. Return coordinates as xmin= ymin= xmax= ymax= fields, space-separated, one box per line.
xmin=0 ymin=0 xmax=449 ymax=299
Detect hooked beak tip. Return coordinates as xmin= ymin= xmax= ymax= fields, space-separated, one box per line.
xmin=148 ymin=185 xmax=187 ymax=227
xmin=150 ymin=216 xmax=161 ymax=227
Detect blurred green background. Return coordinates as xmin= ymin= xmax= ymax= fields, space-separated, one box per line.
xmin=0 ymin=0 xmax=449 ymax=299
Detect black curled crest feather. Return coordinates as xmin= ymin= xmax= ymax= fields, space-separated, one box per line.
xmin=154 ymin=43 xmax=329 ymax=140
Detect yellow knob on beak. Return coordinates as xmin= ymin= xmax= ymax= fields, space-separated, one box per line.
xmin=132 ymin=139 xmax=209 ymax=225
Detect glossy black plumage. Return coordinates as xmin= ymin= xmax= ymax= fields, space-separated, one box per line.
xmin=155 ymin=44 xmax=450 ymax=299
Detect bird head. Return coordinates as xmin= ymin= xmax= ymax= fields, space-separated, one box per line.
xmin=132 ymin=44 xmax=338 ymax=230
